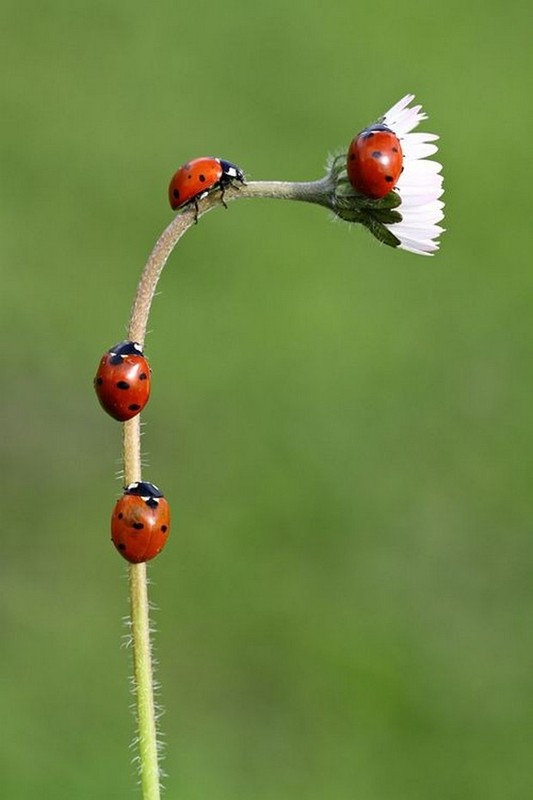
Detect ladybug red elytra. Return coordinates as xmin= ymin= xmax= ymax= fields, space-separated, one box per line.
xmin=168 ymin=156 xmax=245 ymax=217
xmin=111 ymin=481 xmax=170 ymax=563
xmin=347 ymin=124 xmax=403 ymax=199
xmin=94 ymin=341 xmax=151 ymax=422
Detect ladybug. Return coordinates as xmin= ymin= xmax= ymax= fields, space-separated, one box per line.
xmin=347 ymin=124 xmax=403 ymax=199
xmin=168 ymin=156 xmax=245 ymax=218
xmin=111 ymin=481 xmax=170 ymax=563
xmin=94 ymin=341 xmax=151 ymax=422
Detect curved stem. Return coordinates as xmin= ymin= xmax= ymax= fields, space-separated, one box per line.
xmin=124 ymin=211 xmax=196 ymax=800
xmin=127 ymin=178 xmax=333 ymax=352
xmin=128 ymin=209 xmax=197 ymax=346
xmin=122 ymin=174 xmax=331 ymax=799
xmin=238 ymin=177 xmax=333 ymax=206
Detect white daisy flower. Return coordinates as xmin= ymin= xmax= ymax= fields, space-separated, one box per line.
xmin=378 ymin=94 xmax=445 ymax=255
xmin=331 ymin=93 xmax=444 ymax=255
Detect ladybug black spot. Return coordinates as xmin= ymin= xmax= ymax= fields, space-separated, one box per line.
xmin=95 ymin=377 xmax=103 ymax=386
xmin=173 ymin=188 xmax=180 ymax=199
xmin=118 ymin=543 xmax=126 ymax=551
xmin=139 ymin=372 xmax=148 ymax=381
xmin=348 ymin=152 xmax=355 ymax=161
xmin=116 ymin=381 xmax=130 ymax=390
xmin=392 ymin=146 xmax=398 ymax=153
xmin=128 ymin=404 xmax=141 ymax=412
xmin=385 ymin=175 xmax=394 ymax=183
xmin=118 ymin=512 xmax=124 ymax=520
xmin=132 ymin=522 xmax=144 ymax=530
xmin=198 ymin=173 xmax=206 ymax=182
xmin=371 ymin=150 xmax=382 ymax=159
xmin=161 ymin=525 xmax=168 ymax=533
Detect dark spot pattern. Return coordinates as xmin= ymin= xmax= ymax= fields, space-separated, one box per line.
xmin=132 ymin=522 xmax=144 ymax=530
xmin=161 ymin=525 xmax=168 ymax=533
xmin=116 ymin=380 xmax=130 ymax=390
xmin=95 ymin=377 xmax=103 ymax=386
xmin=128 ymin=404 xmax=141 ymax=412
xmin=371 ymin=150 xmax=382 ymax=159
xmin=385 ymin=175 xmax=394 ymax=183
xmin=139 ymin=372 xmax=148 ymax=381
xmin=198 ymin=173 xmax=206 ymax=183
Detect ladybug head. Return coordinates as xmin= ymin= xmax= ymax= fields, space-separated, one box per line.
xmin=108 ymin=341 xmax=144 ymax=364
xmin=219 ymin=159 xmax=245 ymax=184
xmin=124 ymin=481 xmax=164 ymax=499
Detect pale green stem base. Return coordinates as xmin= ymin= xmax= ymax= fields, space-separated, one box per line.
xmin=129 ymin=562 xmax=160 ymax=800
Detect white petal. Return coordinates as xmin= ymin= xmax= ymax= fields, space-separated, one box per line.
xmin=399 ymin=205 xmax=445 ymax=225
xmin=391 ymin=223 xmax=445 ymax=238
xmin=399 ymin=175 xmax=443 ymax=192
xmin=389 ymin=107 xmax=427 ymax=136
xmin=399 ymin=132 xmax=439 ymax=145
xmin=377 ymin=95 xmax=445 ymax=255
xmin=399 ymin=243 xmax=439 ymax=256
xmin=382 ymin=94 xmax=414 ymax=121
xmin=403 ymin=158 xmax=443 ymax=177
xmin=401 ymin=142 xmax=439 ymax=160
xmin=399 ymin=187 xmax=444 ymax=205
xmin=397 ymin=234 xmax=440 ymax=251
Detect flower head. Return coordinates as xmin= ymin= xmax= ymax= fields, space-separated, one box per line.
xmin=332 ymin=94 xmax=445 ymax=255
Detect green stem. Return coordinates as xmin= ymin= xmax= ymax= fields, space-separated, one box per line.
xmin=129 ymin=212 xmax=196 ymax=345
xmin=238 ymin=177 xmax=333 ymax=207
xmin=129 ymin=561 xmax=160 ymax=800
xmin=122 ymin=175 xmax=330 ymax=798
xmin=123 ymin=214 xmax=195 ymax=800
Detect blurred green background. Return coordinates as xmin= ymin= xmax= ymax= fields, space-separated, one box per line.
xmin=2 ymin=1 xmax=532 ymax=797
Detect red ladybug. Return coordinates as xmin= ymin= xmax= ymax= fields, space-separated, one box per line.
xmin=94 ymin=341 xmax=151 ymax=422
xmin=168 ymin=156 xmax=245 ymax=216
xmin=347 ymin=124 xmax=403 ymax=199
xmin=111 ymin=481 xmax=170 ymax=563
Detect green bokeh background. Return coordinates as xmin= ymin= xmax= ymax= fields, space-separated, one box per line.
xmin=2 ymin=2 xmax=532 ymax=798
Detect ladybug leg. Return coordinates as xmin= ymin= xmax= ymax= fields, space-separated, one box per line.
xmin=220 ymin=179 xmax=242 ymax=210
xmin=193 ymin=199 xmax=199 ymax=224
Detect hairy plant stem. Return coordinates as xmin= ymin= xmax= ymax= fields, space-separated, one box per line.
xmin=122 ymin=176 xmax=330 ymax=799
xmin=129 ymin=561 xmax=159 ymax=800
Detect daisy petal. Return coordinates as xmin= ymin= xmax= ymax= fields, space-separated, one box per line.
xmin=380 ymin=94 xmax=444 ymax=255
xmin=401 ymin=142 xmax=439 ymax=160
